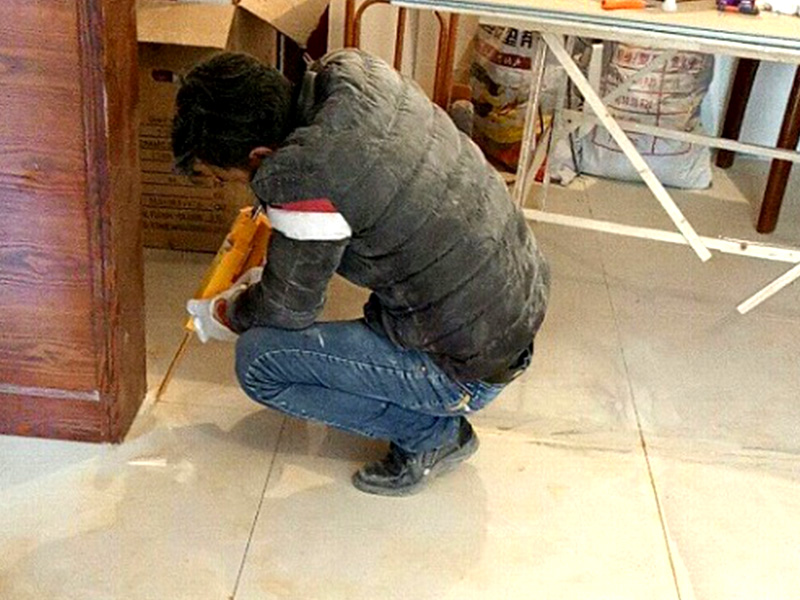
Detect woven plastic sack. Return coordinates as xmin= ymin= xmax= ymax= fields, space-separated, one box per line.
xmin=577 ymin=43 xmax=714 ymax=189
xmin=470 ymin=25 xmax=560 ymax=170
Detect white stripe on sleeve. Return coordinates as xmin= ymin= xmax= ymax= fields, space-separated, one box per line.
xmin=267 ymin=206 xmax=352 ymax=241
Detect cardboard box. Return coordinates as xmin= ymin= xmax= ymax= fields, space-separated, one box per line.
xmin=136 ymin=0 xmax=326 ymax=251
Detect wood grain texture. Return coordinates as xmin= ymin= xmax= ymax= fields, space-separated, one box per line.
xmin=0 ymin=0 xmax=97 ymax=391
xmin=91 ymin=0 xmax=147 ymax=441
xmin=0 ymin=391 xmax=108 ymax=442
xmin=0 ymin=0 xmax=145 ymax=442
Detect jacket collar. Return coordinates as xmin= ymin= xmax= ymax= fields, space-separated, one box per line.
xmin=294 ymin=69 xmax=317 ymax=127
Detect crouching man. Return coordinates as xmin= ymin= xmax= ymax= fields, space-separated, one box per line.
xmin=172 ymin=49 xmax=550 ymax=496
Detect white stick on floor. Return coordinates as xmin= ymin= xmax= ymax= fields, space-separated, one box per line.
xmin=525 ymin=208 xmax=800 ymax=314
xmin=541 ymin=32 xmax=712 ymax=263
xmin=737 ymin=262 xmax=800 ymax=314
xmin=524 ymin=209 xmax=800 ymax=263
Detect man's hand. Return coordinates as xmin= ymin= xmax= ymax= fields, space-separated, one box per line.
xmin=186 ymin=294 xmax=238 ymax=343
xmin=186 ymin=267 xmax=263 ymax=343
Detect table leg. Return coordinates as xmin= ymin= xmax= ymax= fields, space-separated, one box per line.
xmin=757 ymin=66 xmax=800 ymax=234
xmin=716 ymin=58 xmax=760 ymax=169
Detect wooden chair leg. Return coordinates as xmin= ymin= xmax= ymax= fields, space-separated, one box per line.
xmin=717 ymin=58 xmax=760 ymax=169
xmin=432 ymin=14 xmax=459 ymax=110
xmin=757 ymin=66 xmax=800 ymax=234
xmin=344 ymin=0 xmax=456 ymax=110
xmin=344 ymin=0 xmax=356 ymax=46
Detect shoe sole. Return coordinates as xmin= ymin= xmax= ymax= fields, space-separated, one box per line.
xmin=352 ymin=432 xmax=480 ymax=497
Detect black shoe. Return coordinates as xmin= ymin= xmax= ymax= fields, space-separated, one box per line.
xmin=352 ymin=419 xmax=479 ymax=497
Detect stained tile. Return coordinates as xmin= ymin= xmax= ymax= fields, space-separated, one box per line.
xmin=0 ymin=402 xmax=283 ymax=600
xmin=614 ymin=307 xmax=800 ymax=453
xmin=474 ymin=311 xmax=639 ymax=446
xmin=235 ymin=421 xmax=677 ymax=600
xmin=580 ymin=169 xmax=800 ymax=319
xmin=485 ymin=189 xmax=638 ymax=442
xmin=647 ymin=450 xmax=800 ymax=600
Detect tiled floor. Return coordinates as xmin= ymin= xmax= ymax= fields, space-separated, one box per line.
xmin=1 ymin=160 xmax=799 ymax=599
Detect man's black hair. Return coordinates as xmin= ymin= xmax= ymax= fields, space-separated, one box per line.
xmin=171 ymin=52 xmax=293 ymax=175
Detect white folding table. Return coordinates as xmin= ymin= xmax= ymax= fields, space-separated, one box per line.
xmin=392 ymin=0 xmax=800 ymax=313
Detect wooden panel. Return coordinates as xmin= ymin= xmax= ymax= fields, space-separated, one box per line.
xmin=0 ymin=0 xmax=97 ymax=391
xmin=94 ymin=0 xmax=147 ymax=441
xmin=0 ymin=392 xmax=107 ymax=442
xmin=0 ymin=0 xmax=145 ymax=442
xmin=0 ymin=199 xmax=97 ymax=389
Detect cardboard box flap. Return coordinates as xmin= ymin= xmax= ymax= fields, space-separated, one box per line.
xmin=137 ymin=3 xmax=237 ymax=48
xmin=238 ymin=0 xmax=328 ymax=47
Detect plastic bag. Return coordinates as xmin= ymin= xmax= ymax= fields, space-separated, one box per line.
xmin=470 ymin=25 xmax=561 ymax=170
xmin=569 ymin=43 xmax=715 ymax=189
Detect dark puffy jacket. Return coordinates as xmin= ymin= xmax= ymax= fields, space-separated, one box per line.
xmin=229 ymin=49 xmax=549 ymax=382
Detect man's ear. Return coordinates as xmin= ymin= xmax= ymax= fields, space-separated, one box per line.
xmin=247 ymin=146 xmax=271 ymax=171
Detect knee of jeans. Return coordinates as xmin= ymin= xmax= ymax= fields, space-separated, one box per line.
xmin=235 ymin=328 xmax=292 ymax=405
xmin=235 ymin=328 xmax=266 ymax=390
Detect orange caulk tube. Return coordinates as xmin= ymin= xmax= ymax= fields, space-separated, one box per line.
xmin=602 ymin=0 xmax=647 ymax=9
xmin=156 ymin=207 xmax=271 ymax=402
xmin=184 ymin=206 xmax=271 ymax=332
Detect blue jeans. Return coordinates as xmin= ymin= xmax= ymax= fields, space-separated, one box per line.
xmin=234 ymin=319 xmax=506 ymax=453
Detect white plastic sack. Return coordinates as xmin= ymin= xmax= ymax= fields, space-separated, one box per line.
xmin=567 ymin=43 xmax=714 ymax=189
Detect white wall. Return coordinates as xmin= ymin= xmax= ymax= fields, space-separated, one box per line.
xmin=703 ymin=56 xmax=797 ymax=151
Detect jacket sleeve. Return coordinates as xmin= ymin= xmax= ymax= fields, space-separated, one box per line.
xmin=227 ymin=229 xmax=347 ymax=332
xmin=226 ymin=60 xmax=358 ymax=332
xmin=227 ymin=195 xmax=352 ymax=332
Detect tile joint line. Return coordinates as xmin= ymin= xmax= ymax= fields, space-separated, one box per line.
xmin=588 ymin=196 xmax=685 ymax=600
xmin=230 ymin=417 xmax=288 ymax=599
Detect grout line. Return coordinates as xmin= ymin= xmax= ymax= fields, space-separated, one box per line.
xmin=630 ymin=400 xmax=684 ymax=600
xmin=587 ymin=194 xmax=684 ymax=600
xmin=230 ymin=416 xmax=288 ymax=600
